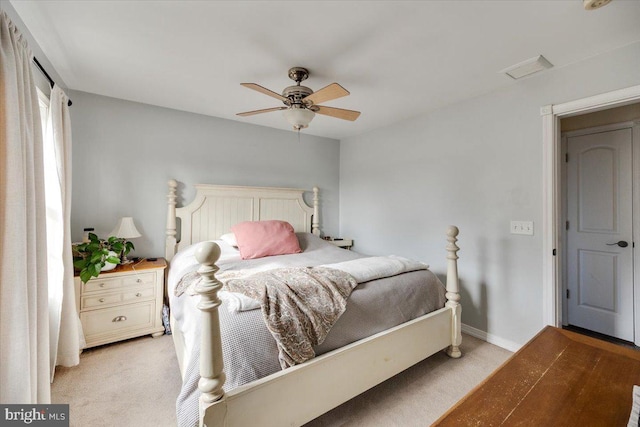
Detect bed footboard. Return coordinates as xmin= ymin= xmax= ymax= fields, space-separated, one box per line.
xmin=445 ymin=226 xmax=462 ymax=358
xmin=193 ymin=226 xmax=462 ymax=426
xmin=193 ymin=242 xmax=226 ymax=408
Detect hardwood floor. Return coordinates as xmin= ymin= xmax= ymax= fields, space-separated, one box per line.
xmin=433 ymin=326 xmax=640 ymax=426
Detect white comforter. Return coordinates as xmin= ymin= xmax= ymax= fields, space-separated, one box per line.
xmin=176 ymin=254 xmax=430 ymax=312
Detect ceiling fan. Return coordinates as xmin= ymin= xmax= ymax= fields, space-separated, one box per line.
xmin=237 ymin=67 xmax=361 ymax=131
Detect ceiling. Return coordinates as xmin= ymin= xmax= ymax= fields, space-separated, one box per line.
xmin=9 ymin=0 xmax=640 ymax=140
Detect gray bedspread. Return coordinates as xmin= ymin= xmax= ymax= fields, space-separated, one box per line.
xmin=225 ymin=267 xmax=357 ymax=368
xmin=168 ymin=233 xmax=446 ymax=427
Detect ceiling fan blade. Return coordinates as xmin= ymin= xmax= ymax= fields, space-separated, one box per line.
xmin=240 ymin=83 xmax=289 ymax=103
xmin=236 ymin=107 xmax=287 ymax=117
xmin=303 ymin=83 xmax=349 ymax=105
xmin=315 ymin=106 xmax=361 ymax=121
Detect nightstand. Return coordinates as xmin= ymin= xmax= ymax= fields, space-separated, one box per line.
xmin=74 ymin=258 xmax=167 ymax=348
xmin=328 ymin=239 xmax=353 ymax=250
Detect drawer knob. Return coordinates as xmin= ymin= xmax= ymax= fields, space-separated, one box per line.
xmin=136 ymin=293 xmax=142 ymax=297
xmin=136 ymin=279 xmax=142 ymax=283
xmin=99 ymin=298 xmax=105 ymax=303
xmin=99 ymin=283 xmax=105 ymax=287
xmin=112 ymin=316 xmax=127 ymax=322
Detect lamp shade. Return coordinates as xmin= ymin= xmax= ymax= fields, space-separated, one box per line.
xmin=110 ymin=217 xmax=142 ymax=239
xmin=283 ymin=107 xmax=315 ymax=130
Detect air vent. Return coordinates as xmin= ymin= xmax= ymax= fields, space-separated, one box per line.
xmin=500 ymin=55 xmax=553 ymax=80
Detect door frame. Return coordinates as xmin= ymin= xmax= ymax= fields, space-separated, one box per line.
xmin=541 ymin=84 xmax=640 ymax=344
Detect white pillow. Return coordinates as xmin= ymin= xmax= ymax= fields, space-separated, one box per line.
xmin=219 ymin=232 xmax=238 ymax=247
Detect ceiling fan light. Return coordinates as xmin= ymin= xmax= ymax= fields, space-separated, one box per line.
xmin=283 ymin=107 xmax=315 ymax=130
xmin=583 ymin=0 xmax=612 ymax=10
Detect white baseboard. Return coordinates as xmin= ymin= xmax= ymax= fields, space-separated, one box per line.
xmin=461 ymin=323 xmax=521 ymax=353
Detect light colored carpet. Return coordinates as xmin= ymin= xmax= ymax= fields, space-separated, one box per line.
xmin=304 ymin=334 xmax=512 ymax=426
xmin=51 ymin=333 xmax=512 ymax=427
xmin=51 ymin=334 xmax=182 ymax=427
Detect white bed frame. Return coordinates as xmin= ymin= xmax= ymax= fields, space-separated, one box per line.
xmin=165 ymin=179 xmax=462 ymax=427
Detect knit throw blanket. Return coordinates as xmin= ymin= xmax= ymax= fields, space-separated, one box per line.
xmin=225 ymin=267 xmax=357 ymax=368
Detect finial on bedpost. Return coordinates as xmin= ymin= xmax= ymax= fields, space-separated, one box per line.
xmin=445 ymin=225 xmax=462 ymax=358
xmin=312 ymin=186 xmax=321 ymax=236
xmin=194 ymin=241 xmax=226 ymax=407
xmin=166 ymin=179 xmax=178 ymax=261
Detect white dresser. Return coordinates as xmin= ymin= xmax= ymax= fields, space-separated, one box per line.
xmin=74 ymin=258 xmax=167 ymax=348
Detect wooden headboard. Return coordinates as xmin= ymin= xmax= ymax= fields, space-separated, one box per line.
xmin=165 ymin=180 xmax=320 ymax=260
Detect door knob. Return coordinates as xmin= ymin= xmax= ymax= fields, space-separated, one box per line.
xmin=606 ymin=240 xmax=629 ymax=248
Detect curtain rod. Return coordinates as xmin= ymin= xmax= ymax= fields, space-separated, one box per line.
xmin=32 ymin=57 xmax=72 ymax=107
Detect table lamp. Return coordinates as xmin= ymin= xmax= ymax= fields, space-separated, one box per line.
xmin=110 ymin=217 xmax=141 ymax=264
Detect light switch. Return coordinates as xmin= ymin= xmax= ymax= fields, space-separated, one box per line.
xmin=510 ymin=220 xmax=534 ymax=236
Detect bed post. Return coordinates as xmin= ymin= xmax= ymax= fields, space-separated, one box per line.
xmin=166 ymin=179 xmax=178 ymax=261
xmin=194 ymin=242 xmax=227 ymax=422
xmin=312 ymin=186 xmax=321 ymax=236
xmin=445 ymin=225 xmax=462 ymax=358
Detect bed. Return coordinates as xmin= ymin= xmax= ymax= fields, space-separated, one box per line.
xmin=165 ymin=180 xmax=462 ymax=427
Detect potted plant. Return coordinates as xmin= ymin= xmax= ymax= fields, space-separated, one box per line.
xmin=73 ymin=232 xmax=135 ymax=284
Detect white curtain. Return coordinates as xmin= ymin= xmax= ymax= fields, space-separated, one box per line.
xmin=0 ymin=10 xmax=51 ymax=403
xmin=46 ymin=85 xmax=83 ymax=381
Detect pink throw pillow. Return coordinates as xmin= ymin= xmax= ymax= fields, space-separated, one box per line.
xmin=231 ymin=220 xmax=302 ymax=260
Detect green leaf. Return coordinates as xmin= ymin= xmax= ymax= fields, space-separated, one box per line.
xmin=86 ymin=243 xmax=100 ymax=252
xmin=91 ymin=263 xmax=102 ymax=277
xmin=74 ymin=259 xmax=87 ymax=269
xmin=106 ymin=256 xmax=120 ymax=264
xmin=112 ymin=242 xmax=124 ymax=252
xmin=88 ymin=232 xmax=99 ymax=242
xmin=80 ymin=270 xmax=92 ymax=284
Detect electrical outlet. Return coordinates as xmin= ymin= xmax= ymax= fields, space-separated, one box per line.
xmin=510 ymin=220 xmax=534 ymax=235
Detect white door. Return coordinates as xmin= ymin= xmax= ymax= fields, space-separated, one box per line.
xmin=566 ymin=127 xmax=634 ymax=341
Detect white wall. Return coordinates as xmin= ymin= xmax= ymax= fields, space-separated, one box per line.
xmin=69 ymin=90 xmax=340 ymax=258
xmin=1 ymin=1 xmax=67 ymax=90
xmin=339 ymin=41 xmax=640 ymax=347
